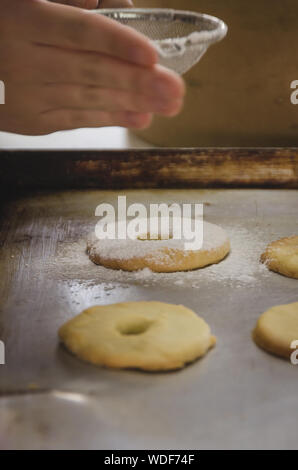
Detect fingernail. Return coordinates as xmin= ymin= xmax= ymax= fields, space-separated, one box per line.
xmin=154 ymin=78 xmax=173 ymax=101
xmin=124 ymin=111 xmax=142 ymax=126
xmin=125 ymin=111 xmax=152 ymax=128
xmin=158 ymin=99 xmax=184 ymax=115
xmin=152 ymin=96 xmax=171 ymax=111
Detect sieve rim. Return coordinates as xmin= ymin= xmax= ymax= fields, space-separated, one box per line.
xmin=96 ymin=8 xmax=228 ymax=46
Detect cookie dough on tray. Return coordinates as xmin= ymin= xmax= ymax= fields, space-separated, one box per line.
xmin=261 ymin=236 xmax=298 ymax=279
xmin=87 ymin=219 xmax=230 ymax=273
xmin=59 ymin=301 xmax=216 ymax=371
xmin=253 ymin=302 xmax=298 ymax=359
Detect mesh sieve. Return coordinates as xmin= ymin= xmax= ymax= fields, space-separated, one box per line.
xmin=96 ymin=8 xmax=227 ymax=75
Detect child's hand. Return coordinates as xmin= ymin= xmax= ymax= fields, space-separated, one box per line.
xmin=0 ymin=0 xmax=185 ymax=135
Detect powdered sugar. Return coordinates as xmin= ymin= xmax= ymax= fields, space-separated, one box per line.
xmin=88 ymin=220 xmax=228 ymax=261
xmin=42 ymin=222 xmax=269 ymax=291
xmin=196 ymin=225 xmax=269 ymax=287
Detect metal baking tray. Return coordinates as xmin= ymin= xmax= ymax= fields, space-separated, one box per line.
xmin=0 ymin=149 xmax=298 ymax=449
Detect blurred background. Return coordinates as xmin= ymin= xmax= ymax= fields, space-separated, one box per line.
xmin=133 ymin=0 xmax=298 ymax=147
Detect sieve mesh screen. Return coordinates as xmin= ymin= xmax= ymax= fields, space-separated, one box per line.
xmin=96 ymin=8 xmax=227 ymax=75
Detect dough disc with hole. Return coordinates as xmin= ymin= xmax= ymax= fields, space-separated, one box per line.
xmin=59 ymin=301 xmax=216 ymax=371
xmin=261 ymin=236 xmax=298 ymax=279
xmin=87 ymin=219 xmax=230 ymax=273
xmin=253 ymin=302 xmax=298 ymax=359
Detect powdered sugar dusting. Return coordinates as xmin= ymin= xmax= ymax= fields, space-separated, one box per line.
xmin=88 ymin=220 xmax=228 ymax=261
xmin=42 ymin=223 xmax=269 ymax=291
xmin=198 ymin=225 xmax=269 ymax=287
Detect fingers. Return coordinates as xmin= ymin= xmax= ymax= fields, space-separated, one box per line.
xmin=24 ymin=0 xmax=158 ymax=66
xmin=0 ymin=79 xmax=155 ymax=134
xmin=50 ymin=0 xmax=133 ymax=9
xmin=0 ymin=0 xmax=186 ymax=135
xmin=13 ymin=41 xmax=185 ymax=109
xmin=100 ymin=0 xmax=134 ymax=7
xmin=40 ymin=109 xmax=153 ymax=132
xmin=41 ymin=84 xmax=183 ymax=116
xmin=50 ymin=0 xmax=99 ymax=9
xmin=27 ymin=44 xmax=184 ymax=102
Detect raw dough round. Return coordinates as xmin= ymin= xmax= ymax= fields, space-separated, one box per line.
xmin=87 ymin=219 xmax=230 ymax=273
xmin=261 ymin=236 xmax=298 ymax=279
xmin=59 ymin=301 xmax=216 ymax=371
xmin=253 ymin=302 xmax=298 ymax=359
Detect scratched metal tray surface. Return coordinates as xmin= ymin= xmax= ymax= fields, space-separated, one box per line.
xmin=0 ymin=188 xmax=297 ymax=450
